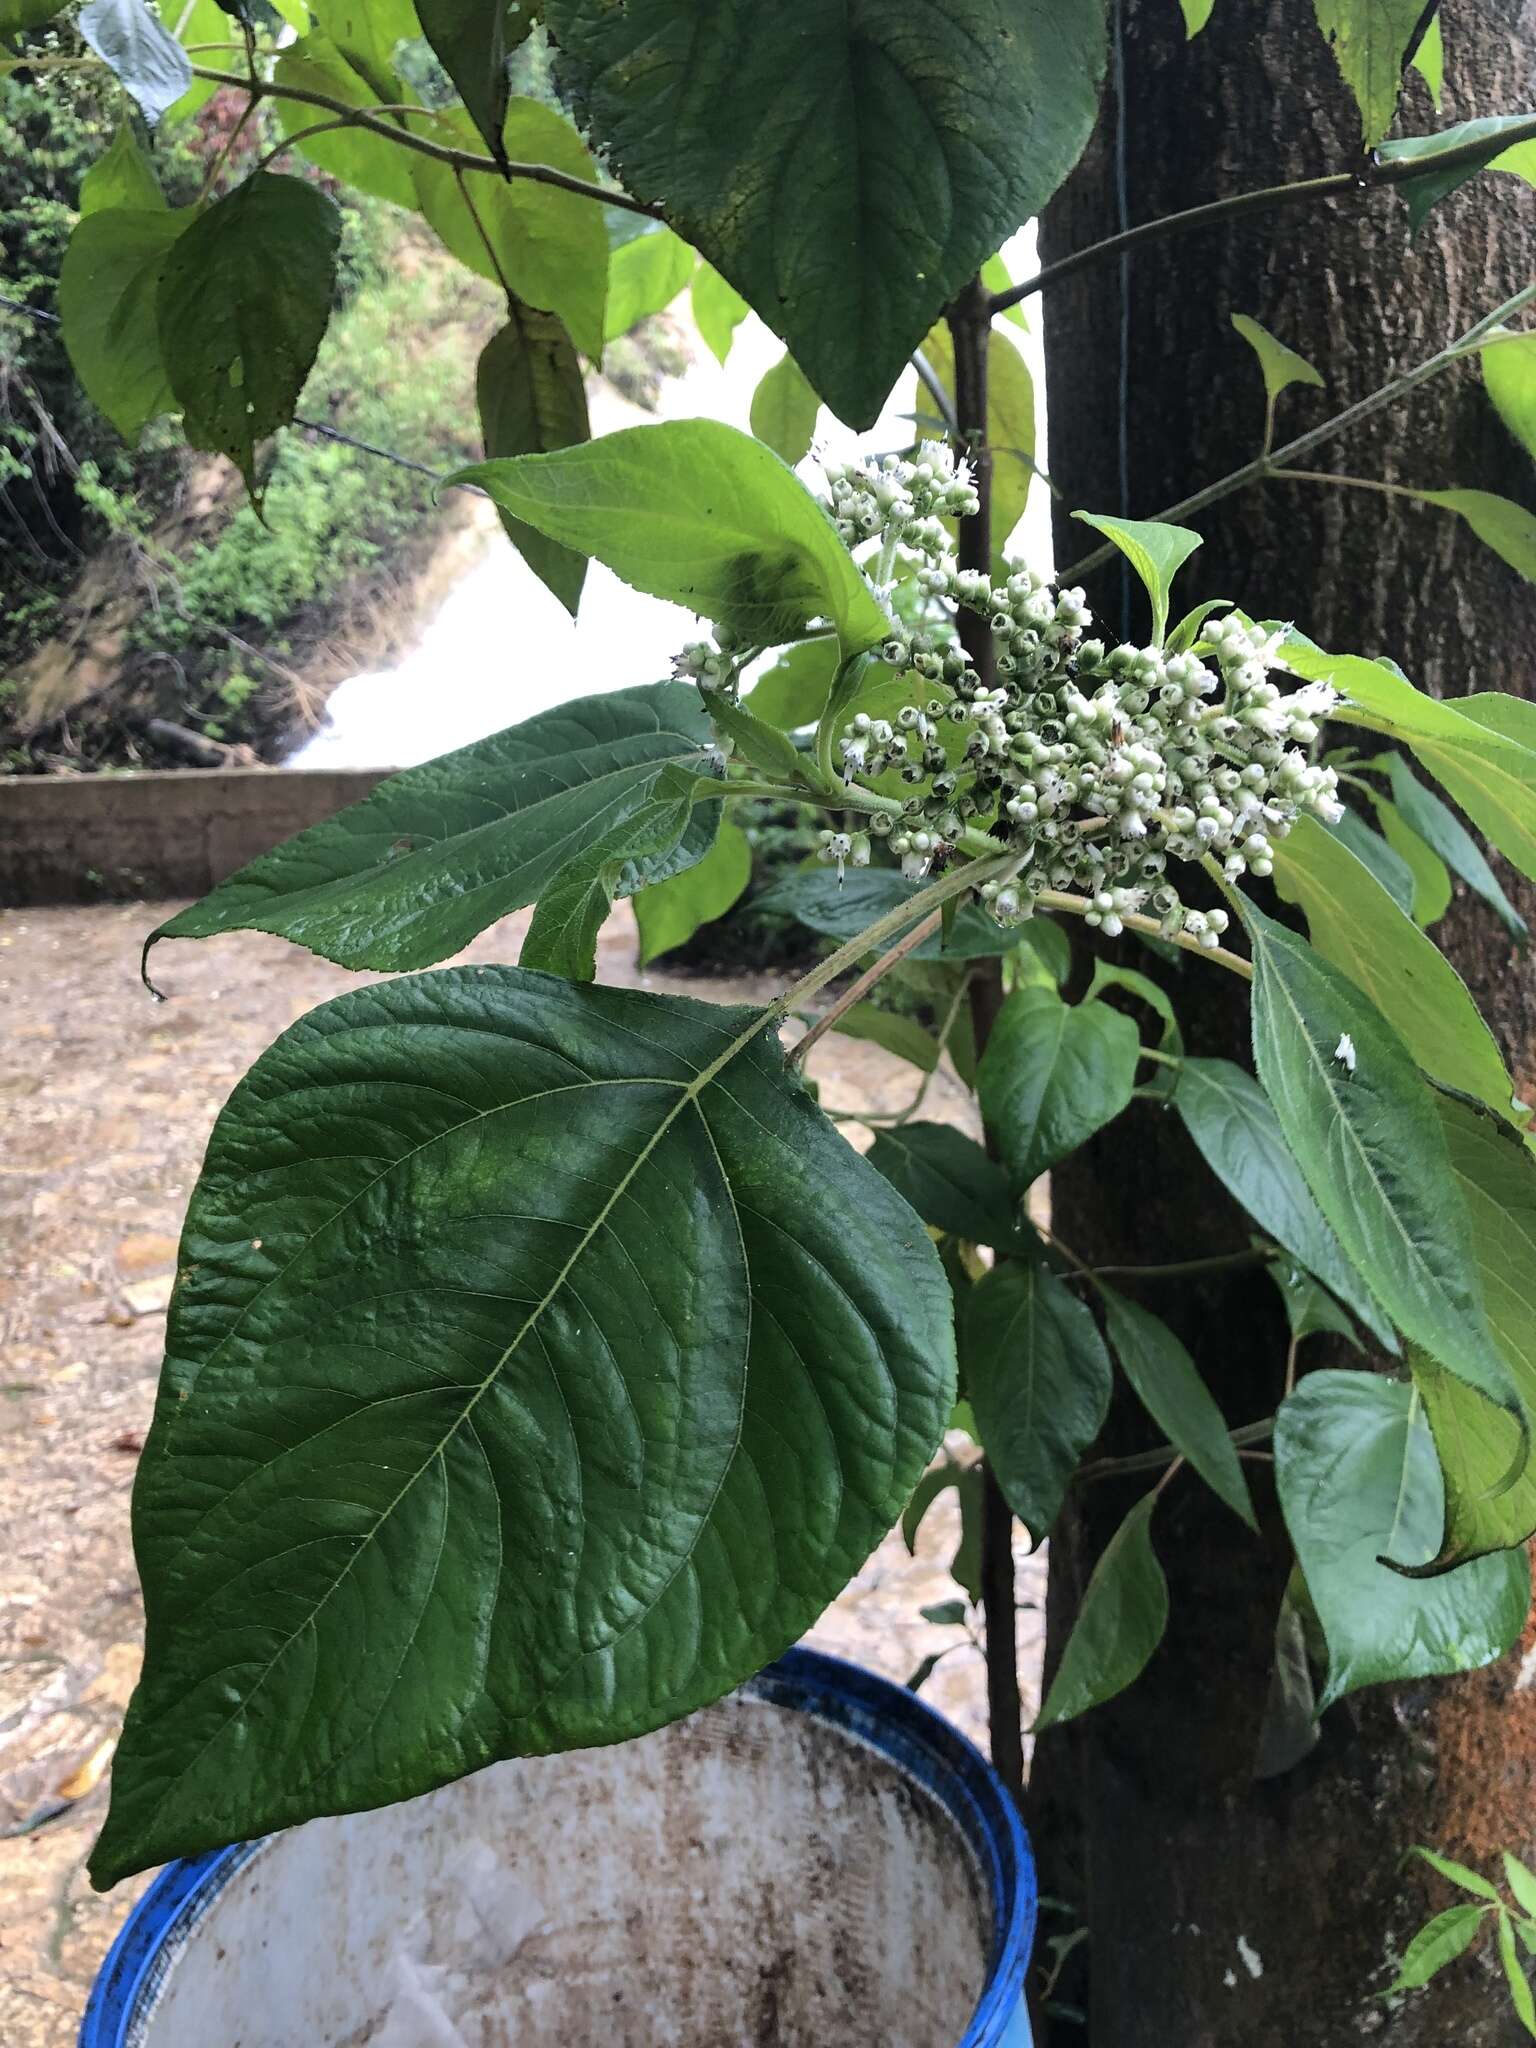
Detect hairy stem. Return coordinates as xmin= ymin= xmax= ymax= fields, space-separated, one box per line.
xmin=785 ymin=909 xmax=945 ymax=1069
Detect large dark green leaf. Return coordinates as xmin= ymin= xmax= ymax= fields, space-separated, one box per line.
xmin=60 ymin=207 xmax=189 ymax=443
xmin=1273 ymin=1372 xmax=1528 ymax=1709
xmin=157 ymin=172 xmax=341 ymax=496
xmin=1271 ymin=815 xmax=1517 ymax=1123
xmin=417 ymin=0 xmax=537 ymax=163
xmin=544 ymin=0 xmax=1107 ymax=427
xmin=453 ymin=420 xmax=890 ymax=655
xmin=1174 ymin=1056 xmax=1394 ymax=1351
xmin=964 ymin=1262 xmax=1111 ymax=1546
xmin=143 ymin=683 xmax=718 ymax=980
xmin=866 ymin=1122 xmax=1015 ymax=1247
xmin=1034 ymin=1494 xmax=1168 ymax=1729
xmin=477 ymin=306 xmax=590 ymax=616
xmin=1243 ymin=896 xmax=1514 ymax=1413
xmin=79 ymin=0 xmax=192 ymax=123
xmin=90 ymin=967 xmax=955 ymax=1885
xmin=1099 ymin=1288 xmax=1256 ymax=1530
xmin=976 ymin=986 xmax=1139 ymax=1200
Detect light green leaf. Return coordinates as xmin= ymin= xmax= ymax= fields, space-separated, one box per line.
xmin=79 ymin=0 xmax=191 ymax=124
xmin=1165 ymin=596 xmax=1233 ymax=654
xmin=605 ymin=224 xmax=695 ymax=341
xmin=1272 ymin=812 xmax=1518 ymax=1121
xmin=1412 ymin=1845 xmax=1506 ymax=1904
xmin=750 ymin=353 xmax=820 ymax=467
xmin=1408 ymin=488 xmax=1536 ymax=584
xmin=744 ymin=639 xmax=839 ymax=729
xmin=1174 ymin=1055 xmax=1394 ymax=1351
xmin=1099 ymin=1288 xmax=1256 ymax=1530
xmin=274 ymin=35 xmax=420 ymax=210
xmin=976 ymin=985 xmax=1140 ymax=1200
xmin=308 ymin=0 xmax=417 ymax=98
xmin=451 ymin=419 xmax=890 ymax=655
xmin=1311 ymin=0 xmax=1428 ymax=147
xmin=1380 ymin=115 xmax=1536 ymax=234
xmin=1507 ymin=1856 xmax=1536 ymax=1920
xmin=477 ymin=306 xmax=590 ymax=616
xmin=1408 ymin=11 xmax=1442 ymax=106
xmin=923 ymin=324 xmax=1036 ymax=555
xmin=691 ymin=262 xmax=749 ymax=365
xmin=702 ymin=695 xmax=804 ymax=781
xmin=1387 ymin=1906 xmax=1489 ymax=1994
xmin=1375 ymin=799 xmax=1452 ymax=926
xmin=828 ymin=1004 xmax=940 ymax=1074
xmin=0 ymin=0 xmax=68 ymax=29
xmin=417 ymin=0 xmax=537 ymax=164
xmin=1231 ymin=312 xmax=1325 ymax=407
xmin=79 ymin=124 xmax=165 ymax=215
xmin=1274 ymin=1373 xmax=1528 ymax=1709
xmin=89 ymin=966 xmax=955 ymax=1885
xmin=634 ymin=817 xmax=751 ymax=963
xmin=866 ymin=1122 xmax=1016 ymax=1247
xmin=145 ymin=683 xmax=718 ymax=977
xmin=158 ymin=0 xmax=229 ymax=122
xmin=1242 ymin=894 xmax=1515 ymax=1410
xmin=1069 ymin=512 xmax=1202 ymax=644
xmin=157 ymin=172 xmax=341 ymax=498
xmin=411 ymin=102 xmax=609 ymax=360
xmin=1482 ymin=329 xmax=1536 ymax=464
xmin=1500 ymin=1909 xmax=1536 ymax=2035
xmin=1376 ymin=753 xmax=1527 ymax=942
xmin=1180 ymin=0 xmax=1216 ymax=34
xmin=964 ymin=1262 xmax=1112 ymax=1546
xmin=545 ymin=0 xmax=1108 ymax=427
xmin=1034 ymin=1495 xmax=1168 ymax=1729
xmin=59 ymin=206 xmax=188 ymax=444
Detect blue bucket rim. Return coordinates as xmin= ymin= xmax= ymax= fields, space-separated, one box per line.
xmin=82 ymin=1646 xmax=1035 ymax=2048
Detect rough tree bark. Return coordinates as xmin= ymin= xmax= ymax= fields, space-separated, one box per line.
xmin=1030 ymin=1 xmax=1536 ymax=2041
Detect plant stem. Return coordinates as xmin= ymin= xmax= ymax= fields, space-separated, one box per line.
xmin=1078 ymin=1423 xmax=1273 ymax=1486
xmin=1056 ymin=281 xmax=1536 ymax=582
xmin=1269 ymin=467 xmax=1438 ymax=503
xmin=189 ymin=64 xmax=662 ymax=217
xmin=987 ymin=116 xmax=1536 ymax=317
xmin=1137 ymin=1043 xmax=1182 ymax=1070
xmin=1090 ymin=1246 xmax=1272 ymax=1281
xmin=785 ymin=909 xmax=944 ymax=1069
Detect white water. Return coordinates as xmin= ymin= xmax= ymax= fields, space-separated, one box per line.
xmin=290 ymin=231 xmax=1049 ymax=771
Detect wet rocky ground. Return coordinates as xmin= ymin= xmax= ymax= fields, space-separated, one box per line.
xmin=0 ymin=899 xmax=1043 ymax=2047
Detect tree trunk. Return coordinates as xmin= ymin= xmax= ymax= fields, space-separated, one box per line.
xmin=1031 ymin=1 xmax=1536 ymax=2040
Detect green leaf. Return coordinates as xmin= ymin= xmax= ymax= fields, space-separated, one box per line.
xmin=604 ymin=224 xmax=694 ymax=341
xmin=1411 ymin=1845 xmax=1505 ymax=1903
xmin=923 ymin=325 xmax=1036 ymax=556
xmin=1500 ymin=1909 xmax=1536 ymax=2035
xmin=1482 ymin=329 xmax=1536 ymax=464
xmin=59 ymin=207 xmax=188 ymax=444
xmin=1231 ymin=312 xmax=1325 ymax=408
xmin=1174 ymin=1056 xmax=1394 ymax=1352
xmin=866 ymin=1122 xmax=1016 ymax=1247
xmin=1377 ymin=753 xmax=1527 ymax=942
xmin=79 ymin=0 xmax=192 ymax=124
xmin=1084 ymin=959 xmax=1181 ymax=1100
xmin=1325 ymin=806 xmax=1416 ymax=916
xmin=1099 ymin=1288 xmax=1257 ymax=1530
xmin=89 ymin=966 xmax=955 ymax=1886
xmin=1386 ymin=1906 xmax=1489 ymax=1994
xmin=964 ymin=1262 xmax=1112 ymax=1545
xmin=1379 ymin=115 xmax=1536 ymax=234
xmin=157 ymin=172 xmax=340 ymax=498
xmin=1271 ymin=813 xmax=1518 ymax=1122
xmin=477 ymin=307 xmax=590 ymax=616
xmin=1270 ymin=1263 xmax=1365 ymax=1349
xmin=690 ymin=262 xmax=749 ymax=365
xmin=1311 ymin=0 xmax=1427 ymax=147
xmin=545 ymin=0 xmax=1108 ymax=428
xmin=274 ymin=35 xmax=420 ymax=210
xmin=1375 ymin=799 xmax=1452 ymax=926
xmin=744 ymin=639 xmax=839 ymax=729
xmin=1165 ymin=596 xmax=1234 ymax=654
xmin=1507 ymin=1857 xmax=1536 ymax=1920
xmin=144 ymin=683 xmax=717 ymax=976
xmin=902 ymin=1456 xmax=984 ymax=1604
xmin=451 ymin=420 xmax=890 ymax=656
xmin=308 ymin=0 xmax=416 ymax=98
xmin=1274 ymin=1373 xmax=1528 ymax=1709
xmin=828 ymin=1004 xmax=940 ymax=1074
xmin=411 ymin=102 xmax=609 ymax=360
xmin=705 ymin=694 xmax=804 ymax=782
xmin=920 ymin=1598 xmax=969 ymax=1627
xmin=0 ymin=0 xmax=68 ymax=29
xmin=749 ymin=353 xmax=820 ymax=467
xmin=976 ymin=986 xmax=1140 ymax=1201
xmin=1255 ymin=1583 xmax=1322 ymax=1779
xmin=1179 ymin=0 xmax=1216 ymax=33
xmin=1242 ymin=895 xmax=1515 ymax=1410
xmin=157 ymin=0 xmax=228 ymax=122
xmin=755 ymin=869 xmax=1005 ymax=960
xmin=79 ymin=124 xmax=165 ymax=215
xmin=1034 ymin=1495 xmax=1168 ymax=1729
xmin=417 ymin=0 xmax=536 ymax=164
xmin=1409 ymin=488 xmax=1536 ymax=584
xmin=1068 ymin=513 xmax=1202 ymax=644
xmin=1408 ymin=10 xmax=1442 ymax=106
xmin=635 ymin=817 xmax=752 ymax=964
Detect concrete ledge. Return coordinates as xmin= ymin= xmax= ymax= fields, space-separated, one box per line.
xmin=0 ymin=767 xmax=392 ymax=906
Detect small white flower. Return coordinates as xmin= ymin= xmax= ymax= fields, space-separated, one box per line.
xmin=1334 ymin=1033 xmax=1357 ymax=1075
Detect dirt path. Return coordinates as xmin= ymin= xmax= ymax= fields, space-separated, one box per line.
xmin=0 ymin=900 xmax=1042 ymax=2046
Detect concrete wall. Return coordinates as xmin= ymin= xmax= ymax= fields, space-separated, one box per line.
xmin=0 ymin=768 xmax=391 ymax=906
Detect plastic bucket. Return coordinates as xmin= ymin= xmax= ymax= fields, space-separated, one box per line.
xmin=82 ymin=1647 xmax=1035 ymax=2047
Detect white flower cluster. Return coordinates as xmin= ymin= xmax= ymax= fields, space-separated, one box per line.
xmin=672 ymin=439 xmax=1345 ymax=944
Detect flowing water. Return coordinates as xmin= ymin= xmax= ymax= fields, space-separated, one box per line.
xmin=290 ymin=231 xmax=1049 ymax=771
